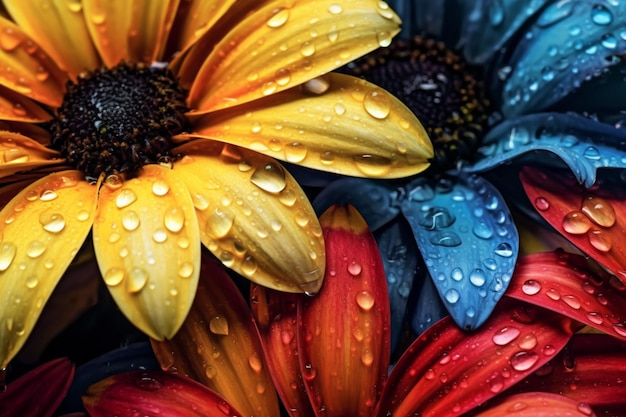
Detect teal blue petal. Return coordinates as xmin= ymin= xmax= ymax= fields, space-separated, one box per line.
xmin=400 ymin=174 xmax=519 ymax=330
xmin=466 ymin=112 xmax=626 ymax=187
xmin=408 ymin=267 xmax=448 ymax=335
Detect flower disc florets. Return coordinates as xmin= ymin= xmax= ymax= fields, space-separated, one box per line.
xmin=48 ymin=62 xmax=190 ymax=180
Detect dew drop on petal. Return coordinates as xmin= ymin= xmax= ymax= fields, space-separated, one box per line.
xmin=284 ymin=142 xmax=308 ymax=163
xmin=562 ymin=294 xmax=581 ymax=309
xmin=40 ymin=213 xmax=65 ymax=233
xmin=26 ymin=241 xmax=46 ymax=258
xmin=126 ymin=267 xmax=148 ymax=293
xmin=250 ymin=162 xmax=287 ymax=193
xmin=164 ymin=206 xmax=184 ymax=233
xmin=521 ymin=279 xmax=542 ymax=295
xmin=494 ymin=242 xmax=513 ymax=257
xmin=581 ymin=196 xmax=616 ymax=227
xmin=328 ymin=3 xmax=343 ymax=14
xmin=122 ymin=210 xmax=140 ymax=231
xmin=267 ymin=8 xmax=289 ymax=28
xmin=206 ymin=209 xmax=234 ymax=239
xmin=116 ymin=188 xmax=137 ymax=208
xmin=361 ymin=349 xmax=374 ymax=367
xmin=469 ymin=268 xmax=486 ymax=287
xmin=444 ymin=288 xmax=460 ymax=304
xmin=352 ymin=154 xmax=391 ymax=177
xmin=492 ymin=326 xmax=521 ymax=346
xmin=104 ymin=267 xmax=125 ymax=286
xmin=591 ymin=4 xmax=613 ymax=25
xmin=518 ymin=333 xmax=538 ymax=350
xmin=588 ymin=229 xmax=612 ymax=252
xmin=248 ymin=352 xmax=263 ymax=373
xmin=577 ymin=403 xmax=594 ymax=416
xmin=152 ymin=228 xmax=168 ymax=243
xmin=24 ymin=275 xmax=39 ymax=289
xmin=534 ymin=197 xmax=550 ymax=211
xmin=209 ymin=316 xmax=229 ymax=336
xmin=347 ymin=261 xmax=362 ymax=276
xmin=0 ymin=242 xmax=16 ymax=271
xmin=152 ymin=180 xmax=169 ymax=196
xmin=546 ymin=288 xmax=561 ymax=300
xmin=39 ymin=190 xmax=58 ymax=201
xmin=356 ymin=290 xmax=375 ymax=311
xmin=363 ymin=88 xmax=391 ymax=119
xmin=510 ymin=351 xmax=539 ymax=371
xmin=585 ymin=311 xmax=604 ymax=324
xmin=241 ymin=255 xmax=258 ymax=276
xmin=563 ymin=211 xmax=592 ymax=234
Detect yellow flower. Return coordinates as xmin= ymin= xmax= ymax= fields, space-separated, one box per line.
xmin=0 ymin=0 xmax=432 ymax=369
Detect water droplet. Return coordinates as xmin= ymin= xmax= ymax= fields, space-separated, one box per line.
xmin=122 ymin=210 xmax=140 ymax=231
xmin=209 ymin=316 xmax=229 ymax=335
xmin=492 ymin=326 xmax=521 ymax=345
xmin=451 ymin=267 xmax=463 ymax=281
xmin=300 ymin=41 xmax=315 ymax=57
xmin=494 ymin=242 xmax=513 ymax=257
xmin=248 ymin=352 xmax=263 ymax=373
xmin=262 ymin=81 xmax=277 ymax=95
xmin=24 ymin=275 xmax=38 ymax=289
xmin=577 ymin=403 xmax=594 ymax=416
xmin=591 ymin=4 xmax=613 ymax=25
xmin=116 ymin=188 xmax=137 ymax=208
xmin=206 ymin=209 xmax=234 ymax=239
xmin=585 ymin=311 xmax=604 ymax=324
xmin=302 ymin=75 xmax=330 ymax=95
xmin=267 ymin=8 xmax=289 ymax=28
xmin=164 ymin=206 xmax=185 ymax=233
xmin=473 ymin=221 xmax=493 ymax=239
xmin=40 ymin=213 xmax=65 ymax=233
xmin=444 ymin=288 xmax=460 ymax=304
xmin=419 ymin=206 xmax=456 ymax=230
xmin=0 ymin=242 xmax=16 ymax=271
xmin=39 ymin=190 xmax=58 ymax=201
xmin=469 ymin=269 xmax=486 ymax=287
xmin=536 ymin=0 xmax=573 ymax=27
xmin=363 ymin=88 xmax=391 ymax=119
xmin=376 ymin=30 xmax=392 ymax=47
xmin=241 ymin=255 xmax=258 ymax=276
xmin=361 ymin=349 xmax=374 ymax=366
xmin=275 ymin=68 xmax=291 ymax=86
xmin=562 ymin=294 xmax=581 ymax=309
xmin=251 ymin=162 xmax=287 ymax=193
xmin=0 ymin=27 xmax=21 ymax=51
xmin=104 ymin=267 xmax=124 ymax=286
xmin=581 ymin=196 xmax=616 ymax=227
xmin=356 ymin=290 xmax=375 ymax=311
xmin=352 ymin=154 xmax=391 ymax=176
xmin=347 ymin=261 xmax=362 ymax=276
xmin=521 ymin=279 xmax=542 ymax=295
xmin=563 ymin=211 xmax=592 ymax=234
xmin=328 ymin=3 xmax=343 ymax=14
xmin=284 ymin=142 xmax=307 ymax=163
xmin=430 ymin=231 xmax=462 ymax=247
xmin=152 ymin=180 xmax=169 ymax=196
xmin=510 ymin=351 xmax=539 ymax=371
xmin=26 ymin=240 xmax=45 ymax=258
xmin=534 ymin=197 xmax=550 ymax=211
xmin=518 ymin=333 xmax=538 ymax=350
xmin=126 ymin=267 xmax=148 ymax=293
xmin=546 ymin=288 xmax=561 ymax=300
xmin=588 ymin=229 xmax=612 ymax=252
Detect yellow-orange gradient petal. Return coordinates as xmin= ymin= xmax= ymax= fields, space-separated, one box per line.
xmin=127 ymin=0 xmax=178 ymax=64
xmin=0 ymin=131 xmax=62 ymax=179
xmin=0 ymin=85 xmax=51 ymax=122
xmin=92 ymin=165 xmax=201 ymax=340
xmin=82 ymin=0 xmax=133 ymax=67
xmin=185 ymin=73 xmax=433 ymax=178
xmin=2 ymin=2 xmax=99 ymax=81
xmin=186 ymin=0 xmax=402 ymax=112
xmin=0 ymin=170 xmax=98 ymax=368
xmin=172 ymin=140 xmax=325 ymax=293
xmin=0 ymin=15 xmax=68 ymax=106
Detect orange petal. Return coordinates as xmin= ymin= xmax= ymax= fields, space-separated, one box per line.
xmin=0 ymin=15 xmax=68 ymax=105
xmin=298 ymin=204 xmax=390 ymax=416
xmin=0 ymin=171 xmax=98 ymax=368
xmin=475 ymin=392 xmax=596 ymax=417
xmin=172 ymin=140 xmax=325 ymax=293
xmin=151 ymin=253 xmax=280 ymax=417
xmin=0 ymin=131 xmax=62 ymax=179
xmin=92 ymin=165 xmax=201 ymax=340
xmin=126 ymin=0 xmax=178 ymax=64
xmin=0 ymin=84 xmax=51 ymax=122
xmin=185 ymin=73 xmax=432 ymax=178
xmin=82 ymin=0 xmax=133 ymax=67
xmin=186 ymin=0 xmax=401 ymax=112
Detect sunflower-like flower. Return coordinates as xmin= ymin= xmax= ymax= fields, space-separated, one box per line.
xmin=0 ymin=0 xmax=433 ymax=369
xmin=312 ymin=0 xmax=626 ymax=353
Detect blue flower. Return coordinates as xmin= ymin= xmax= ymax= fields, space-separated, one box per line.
xmin=313 ymin=0 xmax=626 ymax=353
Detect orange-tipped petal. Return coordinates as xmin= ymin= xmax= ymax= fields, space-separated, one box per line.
xmin=0 ymin=131 xmax=62 ymax=179
xmin=378 ymin=298 xmax=575 ymax=417
xmin=520 ymin=166 xmax=626 ymax=284
xmin=0 ymin=171 xmax=98 ymax=369
xmin=151 ymin=253 xmax=280 ymax=417
xmin=475 ymin=392 xmax=596 ymax=417
xmin=506 ymin=251 xmax=626 ymax=340
xmin=185 ymin=73 xmax=432 ymax=178
xmin=186 ymin=0 xmax=401 ymax=112
xmin=0 ymin=358 xmax=75 ymax=417
xmin=92 ymin=165 xmax=201 ymax=340
xmin=297 ymin=204 xmax=390 ymax=416
xmin=250 ymin=285 xmax=316 ymax=417
xmin=83 ymin=370 xmax=244 ymax=417
xmin=172 ymin=140 xmax=325 ymax=293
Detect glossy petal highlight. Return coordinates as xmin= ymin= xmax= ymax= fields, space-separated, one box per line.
xmin=475 ymin=392 xmax=596 ymax=417
xmin=0 ymin=131 xmax=62 ymax=179
xmin=93 ymin=165 xmax=201 ymax=340
xmin=0 ymin=171 xmax=98 ymax=368
xmin=173 ymin=140 xmax=325 ymax=293
xmin=187 ymin=73 xmax=432 ymax=178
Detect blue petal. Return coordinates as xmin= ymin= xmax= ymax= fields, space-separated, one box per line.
xmin=374 ymin=218 xmax=420 ymax=353
xmin=466 ymin=112 xmax=626 ymax=187
xmin=313 ymin=178 xmax=401 ymax=231
xmin=407 ymin=267 xmax=449 ymax=335
xmin=400 ymin=174 xmax=519 ymax=330
xmin=494 ymin=0 xmax=626 ymax=117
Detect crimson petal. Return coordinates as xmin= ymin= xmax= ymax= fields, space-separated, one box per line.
xmin=377 ymin=298 xmax=575 ymax=417
xmin=506 ymin=251 xmax=626 ymax=340
xmin=520 ymin=166 xmax=626 ymax=283
xmin=83 ymin=370 xmax=243 ymax=417
xmin=0 ymin=358 xmax=74 ymax=417
xmin=474 ymin=392 xmax=596 ymax=417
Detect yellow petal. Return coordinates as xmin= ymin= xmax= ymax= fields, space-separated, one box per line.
xmin=82 ymin=0 xmax=133 ymax=67
xmin=3 ymin=1 xmax=100 ymax=79
xmin=0 ymin=15 xmax=68 ymax=106
xmin=185 ymin=73 xmax=433 ymax=178
xmin=186 ymin=0 xmax=402 ymax=112
xmin=127 ymin=0 xmax=178 ymax=64
xmin=0 ymin=131 xmax=62 ymax=179
xmin=172 ymin=140 xmax=325 ymax=293
xmin=92 ymin=165 xmax=201 ymax=340
xmin=0 ymin=84 xmax=51 ymax=122
xmin=0 ymin=170 xmax=98 ymax=368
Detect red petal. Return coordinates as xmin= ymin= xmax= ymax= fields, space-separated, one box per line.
xmin=250 ymin=285 xmax=315 ymax=417
xmin=474 ymin=392 xmax=596 ymax=417
xmin=508 ymin=334 xmax=626 ymax=416
xmin=0 ymin=358 xmax=74 ymax=417
xmin=506 ymin=250 xmax=626 ymax=340
xmin=377 ymin=298 xmax=575 ymax=417
xmin=83 ymin=370 xmax=243 ymax=417
xmin=520 ymin=166 xmax=626 ymax=283
xmin=150 ymin=253 xmax=280 ymax=417
xmin=297 ymin=204 xmax=390 ymax=416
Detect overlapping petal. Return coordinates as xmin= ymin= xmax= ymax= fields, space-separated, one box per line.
xmin=186 ymin=73 xmax=432 ymax=178
xmin=401 ymin=173 xmax=519 ymax=330
xmin=92 ymin=165 xmax=201 ymax=340
xmin=468 ymin=113 xmax=626 ymax=187
xmin=0 ymin=131 xmax=62 ymax=179
xmin=0 ymin=171 xmax=98 ymax=368
xmin=1 ymin=2 xmax=98 ymax=80
xmin=474 ymin=392 xmax=596 ymax=417
xmin=150 ymin=254 xmax=280 ymax=417
xmin=126 ymin=0 xmax=178 ymax=64
xmin=82 ymin=1 xmax=135 ymax=68
xmin=173 ymin=140 xmax=325 ymax=293
xmin=186 ymin=0 xmax=402 ymax=112
xmin=0 ymin=84 xmax=51 ymax=122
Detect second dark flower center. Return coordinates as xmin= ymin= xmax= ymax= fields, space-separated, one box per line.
xmin=48 ymin=62 xmax=190 ymax=180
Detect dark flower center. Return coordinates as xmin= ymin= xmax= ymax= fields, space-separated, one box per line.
xmin=48 ymin=62 xmax=190 ymax=181
xmin=344 ymin=36 xmax=491 ymax=170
